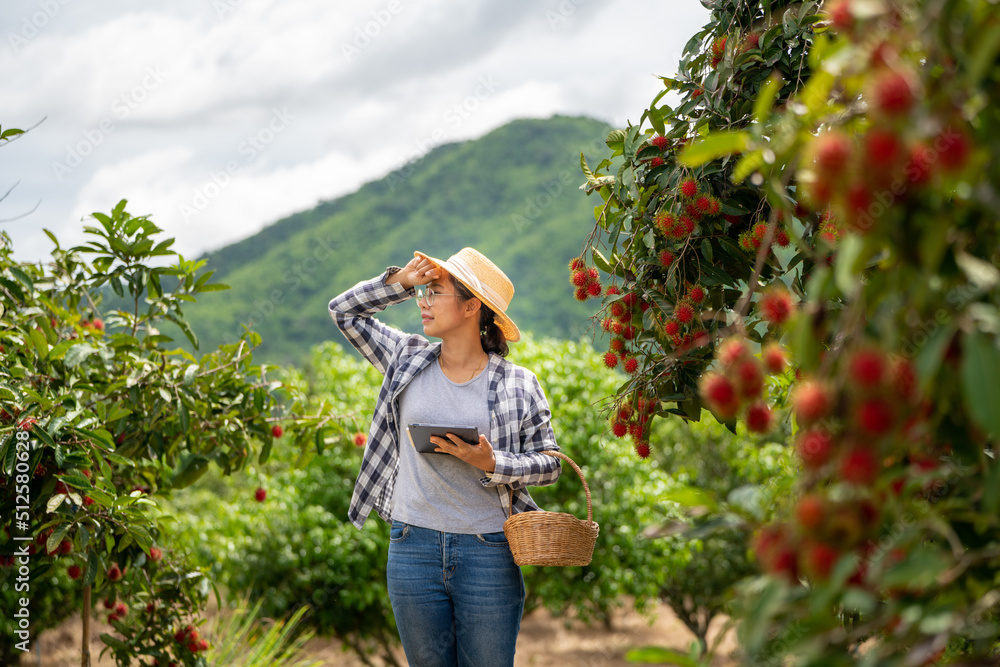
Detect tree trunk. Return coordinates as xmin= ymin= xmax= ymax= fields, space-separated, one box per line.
xmin=81 ymin=585 xmax=91 ymax=667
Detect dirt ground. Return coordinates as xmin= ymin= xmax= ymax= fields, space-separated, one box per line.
xmin=26 ymin=598 xmax=737 ymax=666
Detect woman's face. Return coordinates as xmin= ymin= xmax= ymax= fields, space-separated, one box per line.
xmin=418 ymin=274 xmax=478 ymax=339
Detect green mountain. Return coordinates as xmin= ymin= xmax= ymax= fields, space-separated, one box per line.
xmin=181 ymin=115 xmax=612 ymax=366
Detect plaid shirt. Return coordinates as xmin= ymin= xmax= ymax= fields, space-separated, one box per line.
xmin=329 ymin=268 xmax=562 ymax=529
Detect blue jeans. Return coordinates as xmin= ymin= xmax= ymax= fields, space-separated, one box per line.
xmin=386 ymin=521 xmax=524 ymax=667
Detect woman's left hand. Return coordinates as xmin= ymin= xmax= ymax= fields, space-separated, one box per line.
xmin=432 ymin=433 xmax=496 ymax=473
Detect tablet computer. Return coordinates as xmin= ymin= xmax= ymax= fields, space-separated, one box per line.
xmin=406 ymin=423 xmax=480 ymax=454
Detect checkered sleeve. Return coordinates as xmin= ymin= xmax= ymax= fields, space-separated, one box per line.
xmin=328 ymin=268 xmax=415 ymax=375
xmin=485 ymin=372 xmax=562 ymax=489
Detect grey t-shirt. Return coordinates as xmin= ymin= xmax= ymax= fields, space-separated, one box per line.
xmin=391 ymin=357 xmax=508 ymax=533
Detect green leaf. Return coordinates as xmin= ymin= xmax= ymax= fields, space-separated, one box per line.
xmin=753 ymin=73 xmax=783 ymax=124
xmin=661 ymin=486 xmax=719 ymax=512
xmin=100 ymin=633 xmax=130 ymax=651
xmin=732 ymin=150 xmax=765 ymax=183
xmin=46 ymin=494 xmax=67 ymax=513
xmin=960 ymin=332 xmax=1000 ymax=436
xmin=8 ymin=266 xmax=34 ymax=291
xmin=591 ymin=247 xmax=613 ymax=274
xmin=625 ymin=646 xmax=701 ymax=666
xmin=29 ymin=327 xmax=49 ymax=359
xmin=833 ymin=234 xmax=867 ymax=296
xmin=172 ymin=454 xmax=210 ymax=489
xmin=65 ymin=344 xmax=98 ymax=368
xmin=799 ymin=70 xmax=835 ymax=110
xmin=678 ymin=131 xmax=749 ymax=167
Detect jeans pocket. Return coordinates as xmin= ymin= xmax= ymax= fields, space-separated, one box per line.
xmin=475 ymin=531 xmax=509 ymax=547
xmin=389 ymin=521 xmax=410 ymax=543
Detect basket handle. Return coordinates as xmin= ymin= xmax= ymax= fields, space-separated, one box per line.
xmin=506 ymin=450 xmax=593 ymax=524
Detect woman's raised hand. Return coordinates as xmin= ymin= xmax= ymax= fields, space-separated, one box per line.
xmin=393 ymin=254 xmax=442 ymax=289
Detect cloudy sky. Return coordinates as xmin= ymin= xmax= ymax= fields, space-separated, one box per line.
xmin=2 ymin=0 xmax=708 ymax=264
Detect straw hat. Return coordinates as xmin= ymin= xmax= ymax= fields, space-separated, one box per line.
xmin=413 ymin=248 xmax=521 ymax=342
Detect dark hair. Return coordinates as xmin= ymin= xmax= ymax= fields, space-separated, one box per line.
xmin=452 ymin=278 xmax=509 ymax=357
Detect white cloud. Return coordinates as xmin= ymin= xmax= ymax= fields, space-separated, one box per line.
xmin=2 ymin=0 xmax=709 ymax=263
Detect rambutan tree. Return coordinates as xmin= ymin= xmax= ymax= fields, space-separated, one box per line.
xmin=575 ymin=0 xmax=999 ymax=663
xmin=0 ymin=181 xmax=337 ymax=665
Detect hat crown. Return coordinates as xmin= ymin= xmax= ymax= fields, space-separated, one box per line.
xmin=450 ymin=247 xmax=513 ymax=308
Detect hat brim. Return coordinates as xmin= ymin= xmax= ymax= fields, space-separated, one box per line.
xmin=414 ymin=251 xmax=521 ymax=342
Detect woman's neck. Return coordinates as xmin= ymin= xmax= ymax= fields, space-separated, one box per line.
xmin=438 ymin=334 xmax=488 ymax=373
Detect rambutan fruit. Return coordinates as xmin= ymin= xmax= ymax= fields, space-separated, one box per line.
xmin=840 ymin=447 xmax=879 ymax=485
xmin=605 ymin=285 xmax=621 ymax=296
xmin=571 ymin=270 xmax=589 ymax=287
xmin=864 ymin=128 xmax=903 ymax=168
xmin=872 ymin=68 xmax=916 ymax=117
xmin=651 ymin=135 xmax=670 ymax=150
xmin=759 ymin=288 xmax=794 ymax=325
xmin=604 ymin=351 xmax=620 ymax=369
xmin=68 ymin=564 xmax=83 ymax=580
xmin=791 ymin=380 xmax=831 ymax=423
xmin=797 ymin=428 xmax=834 ymax=469
xmin=674 ymin=302 xmax=694 ymax=324
xmin=649 ymin=157 xmax=664 ymax=168
xmin=848 ymin=347 xmax=887 ymax=388
xmin=717 ymin=337 xmax=749 ymax=367
xmin=937 ymin=127 xmax=971 ymax=172
xmin=796 ymin=494 xmax=825 ymax=531
xmin=813 ymin=131 xmax=852 ymax=175
xmin=612 ymin=420 xmax=628 ymax=438
xmin=574 ymin=287 xmax=588 ymax=301
xmin=700 ymin=372 xmax=739 ymax=419
xmin=609 ymin=338 xmax=625 ymax=354
xmin=655 ymin=213 xmax=676 ymax=236
xmin=856 ymin=397 xmax=895 ymax=435
xmin=746 ymin=402 xmax=773 ymax=433
xmin=622 ymin=325 xmax=637 ymax=341
xmin=804 ymin=541 xmax=839 ymax=579
xmin=906 ymin=143 xmax=935 ymax=186
xmin=623 ymin=357 xmax=639 ymax=374
xmin=695 ymin=195 xmax=712 ymax=213
xmin=610 ymin=302 xmax=626 ymax=319
xmin=680 ymin=177 xmax=698 ymax=198
xmin=734 ymin=358 xmax=765 ymax=398
xmin=762 ymin=344 xmax=788 ymax=374
xmin=659 ymin=249 xmax=675 ymax=267
xmin=568 ymin=257 xmax=585 ymax=272
xmin=587 ymin=281 xmax=602 ymax=297
xmin=107 ymin=563 xmax=122 ymax=581
xmin=663 ymin=320 xmax=680 ymax=336
xmin=827 ymin=0 xmax=853 ymax=31
xmin=635 ymin=442 xmax=651 ymax=459
xmin=254 ymin=487 xmax=267 ymax=502
xmin=688 ymin=285 xmax=706 ymax=304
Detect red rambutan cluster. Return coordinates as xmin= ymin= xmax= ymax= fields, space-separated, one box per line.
xmin=569 ymin=264 xmax=602 ymax=301
xmin=698 ymin=336 xmax=776 ymax=429
xmin=709 ymin=35 xmax=727 ymax=68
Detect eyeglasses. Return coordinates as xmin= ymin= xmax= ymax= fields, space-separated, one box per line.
xmin=414 ymin=287 xmax=458 ymax=306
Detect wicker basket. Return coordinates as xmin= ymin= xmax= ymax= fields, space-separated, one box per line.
xmin=503 ymin=451 xmax=599 ymax=567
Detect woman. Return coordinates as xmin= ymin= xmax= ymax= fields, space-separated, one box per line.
xmin=328 ymin=247 xmax=562 ymax=667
